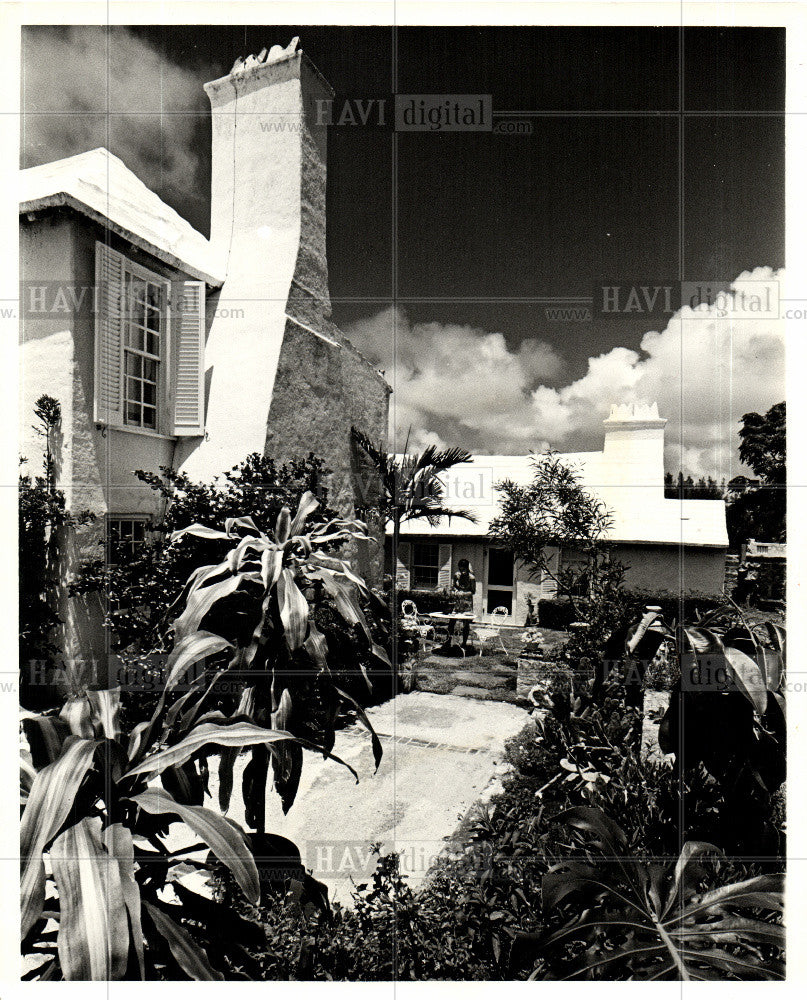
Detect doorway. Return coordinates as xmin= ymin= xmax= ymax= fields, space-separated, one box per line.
xmin=486 ymin=548 xmax=514 ymax=614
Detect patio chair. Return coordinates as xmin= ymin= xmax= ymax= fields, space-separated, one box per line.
xmin=400 ymin=599 xmax=435 ymax=644
xmin=472 ymin=606 xmax=510 ymax=657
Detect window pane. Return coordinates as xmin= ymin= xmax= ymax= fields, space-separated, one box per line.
xmin=146 ymin=283 xmax=162 ymax=309
xmin=146 ymin=331 xmax=160 ymax=356
xmin=143 ymin=358 xmax=157 ymax=382
xmin=126 ymin=377 xmax=142 ymax=403
xmin=125 ymin=353 xmax=141 ymax=377
xmin=145 ymin=305 xmax=161 ymax=331
xmin=142 ymin=381 xmax=156 ymax=406
xmin=130 ymin=298 xmax=146 ymax=329
xmin=126 ymin=401 xmax=141 ymax=425
xmin=487 ymin=549 xmax=514 ymax=586
xmin=487 ymin=589 xmax=513 ymax=614
xmin=142 ymin=405 xmax=156 ymax=429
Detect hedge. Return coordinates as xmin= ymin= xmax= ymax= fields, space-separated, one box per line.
xmin=395 ymin=588 xmax=467 ymax=614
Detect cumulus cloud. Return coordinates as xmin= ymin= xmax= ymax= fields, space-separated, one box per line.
xmin=22 ymin=27 xmax=206 ymax=214
xmin=344 ymin=309 xmax=566 ymax=454
xmin=345 ymin=267 xmax=785 ymax=477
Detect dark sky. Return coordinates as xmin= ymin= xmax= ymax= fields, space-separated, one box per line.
xmin=21 ymin=25 xmax=785 ymax=470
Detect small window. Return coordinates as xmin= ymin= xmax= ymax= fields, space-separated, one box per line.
xmin=412 ymin=542 xmax=440 ymax=589
xmin=107 ymin=516 xmax=151 ymax=565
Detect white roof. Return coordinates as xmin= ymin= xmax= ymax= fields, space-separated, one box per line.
xmin=396 ymin=452 xmax=729 ymax=548
xmin=20 ymin=148 xmax=224 ymax=285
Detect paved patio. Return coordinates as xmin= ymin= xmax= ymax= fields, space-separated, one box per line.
xmin=163 ymin=691 xmax=529 ymax=904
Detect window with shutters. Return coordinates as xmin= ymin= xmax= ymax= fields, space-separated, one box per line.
xmin=94 ymin=242 xmax=206 ymax=437
xmin=412 ymin=542 xmax=440 ymax=589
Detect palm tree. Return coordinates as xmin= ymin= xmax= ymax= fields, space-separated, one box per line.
xmin=351 ymin=427 xmax=478 ymax=671
xmin=351 ymin=427 xmax=477 ymax=533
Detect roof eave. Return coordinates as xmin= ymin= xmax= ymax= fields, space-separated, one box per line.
xmin=20 ymin=193 xmax=225 ymax=287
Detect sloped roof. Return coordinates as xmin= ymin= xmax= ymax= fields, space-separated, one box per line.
xmin=396 ymin=452 xmax=729 ymax=548
xmin=20 ymin=148 xmax=224 ymax=285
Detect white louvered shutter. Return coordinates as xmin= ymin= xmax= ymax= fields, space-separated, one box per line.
xmin=395 ymin=542 xmax=411 ymax=588
xmin=94 ymin=242 xmax=125 ymax=426
xmin=172 ymin=280 xmax=205 ymax=436
xmin=437 ymin=544 xmax=453 ymax=590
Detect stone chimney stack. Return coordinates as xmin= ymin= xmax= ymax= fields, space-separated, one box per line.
xmin=602 ymin=402 xmax=667 ymax=490
xmin=177 ymin=39 xmax=336 ymax=479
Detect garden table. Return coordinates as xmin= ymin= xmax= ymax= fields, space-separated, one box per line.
xmin=428 ymin=611 xmax=476 ymax=655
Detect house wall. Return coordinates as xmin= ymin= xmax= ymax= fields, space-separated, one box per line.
xmin=387 ymin=535 xmax=727 ymax=627
xmin=610 ymin=543 xmax=726 ymax=595
xmin=20 ymin=210 xmax=197 ymax=679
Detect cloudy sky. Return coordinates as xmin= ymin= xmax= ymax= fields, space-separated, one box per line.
xmin=21 ymin=26 xmax=785 ymax=478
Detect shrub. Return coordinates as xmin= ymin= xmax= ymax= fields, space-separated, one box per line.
xmin=624 ymin=589 xmax=725 ymax=624
xmin=537 ymin=598 xmax=578 ymax=629
xmin=73 ymin=453 xmax=339 ymax=653
xmin=394 ymin=588 xmax=467 ymax=615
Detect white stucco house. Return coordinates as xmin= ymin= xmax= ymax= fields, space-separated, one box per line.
xmin=19 ymin=39 xmax=389 ymax=674
xmin=387 ymin=403 xmax=729 ymax=623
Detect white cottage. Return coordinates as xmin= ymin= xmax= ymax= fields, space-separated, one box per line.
xmin=387 ymin=403 xmax=729 ymax=623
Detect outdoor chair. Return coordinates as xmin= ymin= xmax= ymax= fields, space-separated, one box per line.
xmin=400 ymin=599 xmax=436 ymax=644
xmin=472 ymin=606 xmax=510 ymax=657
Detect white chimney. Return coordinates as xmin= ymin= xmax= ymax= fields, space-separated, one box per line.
xmin=177 ymin=39 xmax=335 ymax=479
xmin=602 ymin=401 xmax=667 ymax=490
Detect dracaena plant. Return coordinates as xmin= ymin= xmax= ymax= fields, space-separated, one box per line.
xmin=20 ymin=492 xmax=388 ymax=980
xmin=518 ymin=806 xmax=784 ymax=981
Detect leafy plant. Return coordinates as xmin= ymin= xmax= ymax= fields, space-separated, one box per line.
xmin=21 ymin=492 xmax=387 ymax=980
xmin=73 ymin=452 xmax=337 ymax=653
xmin=523 ymin=806 xmax=784 ymax=980
xmin=657 ymin=610 xmax=786 ymax=855
xmin=350 ymin=427 xmax=476 ymax=532
xmin=490 ymin=452 xmax=632 ymax=666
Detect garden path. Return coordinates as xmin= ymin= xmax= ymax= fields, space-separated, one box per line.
xmin=161 ymin=691 xmax=529 ymax=904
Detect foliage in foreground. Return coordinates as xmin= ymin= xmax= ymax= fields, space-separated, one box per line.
xmin=21 ymin=494 xmax=388 ymax=980
xmin=525 ymin=807 xmax=783 ymax=980
xmin=219 ymin=651 xmax=784 ymax=981
xmin=620 ymin=603 xmax=786 ymax=855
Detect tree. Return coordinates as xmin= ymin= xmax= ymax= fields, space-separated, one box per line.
xmin=664 ymin=472 xmax=724 ymax=500
xmin=488 ymin=452 xmax=614 ymax=607
xmin=351 ymin=428 xmax=477 ymax=668
xmin=726 ymin=403 xmax=785 ymax=546
xmin=19 ymin=396 xmax=93 ymax=703
xmin=738 ymin=401 xmax=785 ymax=485
xmin=488 ymin=452 xmax=631 ymax=671
xmin=350 ymin=428 xmax=477 ymax=533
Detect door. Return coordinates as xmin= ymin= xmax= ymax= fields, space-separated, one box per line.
xmin=486 ymin=548 xmax=514 ymax=614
